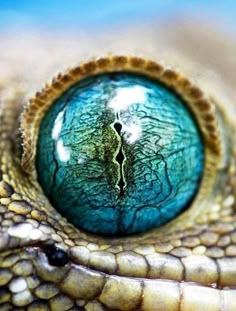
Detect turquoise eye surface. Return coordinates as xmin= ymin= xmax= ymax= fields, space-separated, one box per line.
xmin=36 ymin=73 xmax=204 ymax=235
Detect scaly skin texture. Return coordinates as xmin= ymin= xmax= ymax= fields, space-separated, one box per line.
xmin=0 ymin=22 xmax=236 ymax=310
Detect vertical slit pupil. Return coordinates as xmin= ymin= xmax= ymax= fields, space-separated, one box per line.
xmin=114 ymin=122 xmax=122 ymax=134
xmin=114 ymin=122 xmax=125 ymax=196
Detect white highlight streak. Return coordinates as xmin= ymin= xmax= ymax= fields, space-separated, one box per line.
xmin=52 ymin=110 xmax=64 ymax=140
xmin=108 ymin=85 xmax=151 ymax=111
xmin=56 ymin=139 xmax=71 ymax=162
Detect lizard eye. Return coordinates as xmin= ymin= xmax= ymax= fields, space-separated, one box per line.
xmin=21 ymin=56 xmax=221 ymax=236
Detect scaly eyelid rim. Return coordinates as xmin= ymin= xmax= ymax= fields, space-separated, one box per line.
xmin=20 ymin=56 xmax=222 ymax=218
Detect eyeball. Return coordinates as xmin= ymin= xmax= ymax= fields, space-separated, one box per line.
xmin=21 ymin=56 xmax=221 ymax=236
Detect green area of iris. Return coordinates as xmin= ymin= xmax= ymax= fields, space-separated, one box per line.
xmin=36 ymin=73 xmax=204 ymax=235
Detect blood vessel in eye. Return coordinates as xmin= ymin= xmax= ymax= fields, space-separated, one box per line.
xmin=36 ymin=73 xmax=204 ymax=235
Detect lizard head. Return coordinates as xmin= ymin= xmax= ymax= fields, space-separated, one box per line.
xmin=0 ymin=52 xmax=236 ymax=310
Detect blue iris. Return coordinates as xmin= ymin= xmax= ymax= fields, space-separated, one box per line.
xmin=36 ymin=73 xmax=204 ymax=235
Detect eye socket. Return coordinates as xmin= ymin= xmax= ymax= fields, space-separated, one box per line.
xmin=36 ymin=72 xmax=204 ymax=235
xmin=21 ymin=56 xmax=222 ymax=236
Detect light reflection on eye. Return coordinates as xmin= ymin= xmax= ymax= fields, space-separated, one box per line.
xmin=56 ymin=139 xmax=71 ymax=162
xmin=35 ymin=72 xmax=204 ymax=235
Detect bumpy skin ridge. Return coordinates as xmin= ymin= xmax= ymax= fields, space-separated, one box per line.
xmin=0 ymin=28 xmax=236 ymax=310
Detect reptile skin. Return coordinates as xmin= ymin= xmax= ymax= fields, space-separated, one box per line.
xmin=0 ymin=22 xmax=236 ymax=310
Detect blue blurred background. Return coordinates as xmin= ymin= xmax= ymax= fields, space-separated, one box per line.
xmin=0 ymin=0 xmax=235 ymax=32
